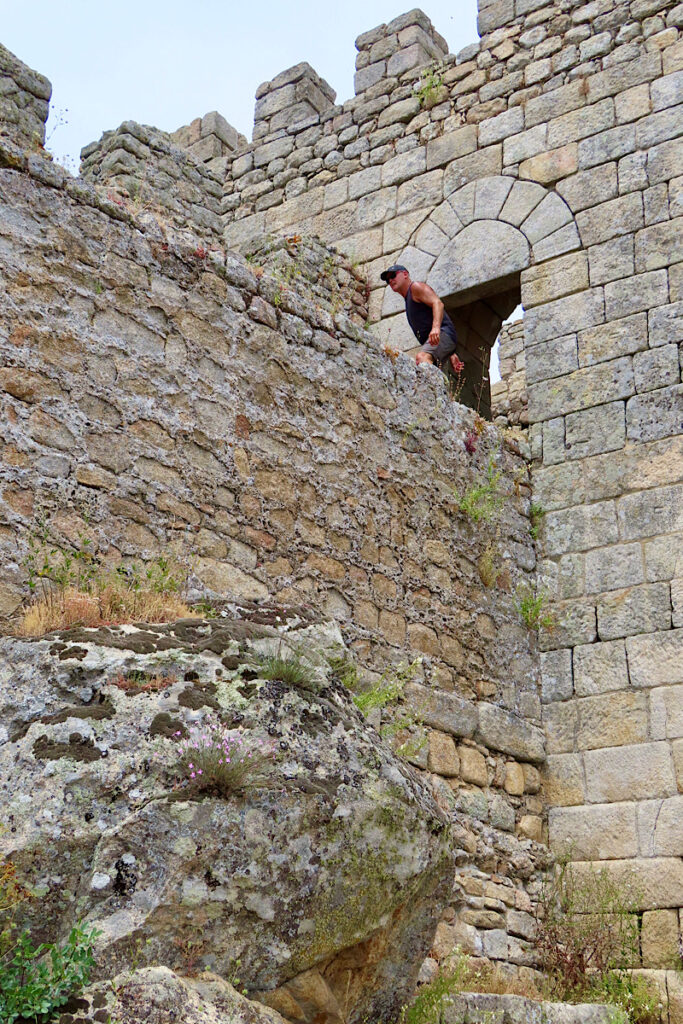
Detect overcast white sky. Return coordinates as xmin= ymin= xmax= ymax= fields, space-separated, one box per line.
xmin=2 ymin=0 xmax=479 ymax=168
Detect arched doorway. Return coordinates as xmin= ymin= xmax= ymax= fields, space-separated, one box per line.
xmin=380 ymin=176 xmax=579 ymax=419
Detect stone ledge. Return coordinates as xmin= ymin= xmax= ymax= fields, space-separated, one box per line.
xmin=454 ymin=992 xmax=614 ymax=1024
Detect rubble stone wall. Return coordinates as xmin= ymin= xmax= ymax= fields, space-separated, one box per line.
xmin=1 ymin=0 xmax=682 ymax=992
xmin=0 ymin=43 xmax=51 ymax=151
xmin=79 ymin=120 xmax=227 ymax=244
xmin=491 ymin=319 xmax=529 ymax=425
xmin=0 ymin=143 xmax=551 ymax=970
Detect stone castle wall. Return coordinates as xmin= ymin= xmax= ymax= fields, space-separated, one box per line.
xmin=184 ymin=0 xmax=681 ymax=986
xmin=1 ymin=0 xmax=682 ymax=1001
xmin=0 ymin=43 xmax=51 ymax=152
xmin=491 ymin=318 xmax=529 ymax=425
xmin=79 ymin=120 xmax=227 ymax=245
xmin=0 ymin=137 xmax=551 ymax=973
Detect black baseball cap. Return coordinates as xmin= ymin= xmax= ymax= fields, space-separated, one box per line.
xmin=380 ymin=264 xmax=408 ymax=282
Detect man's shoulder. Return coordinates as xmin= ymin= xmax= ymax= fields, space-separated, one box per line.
xmin=409 ymin=280 xmax=432 ymax=299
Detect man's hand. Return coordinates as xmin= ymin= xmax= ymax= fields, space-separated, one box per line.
xmin=428 ymin=326 xmax=440 ymax=346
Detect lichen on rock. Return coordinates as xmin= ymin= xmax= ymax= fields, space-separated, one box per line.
xmin=0 ymin=609 xmax=454 ymax=1024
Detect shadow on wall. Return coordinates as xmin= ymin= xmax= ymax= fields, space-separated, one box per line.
xmin=443 ymin=272 xmax=521 ymax=419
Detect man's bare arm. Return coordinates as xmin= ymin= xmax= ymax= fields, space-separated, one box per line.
xmin=410 ymin=281 xmax=445 ymax=345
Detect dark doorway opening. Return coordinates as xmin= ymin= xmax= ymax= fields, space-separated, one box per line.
xmin=443 ymin=272 xmax=521 ymax=420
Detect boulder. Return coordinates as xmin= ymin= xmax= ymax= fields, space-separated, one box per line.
xmin=61 ymin=966 xmax=292 ymax=1024
xmin=0 ymin=609 xmax=453 ymax=1024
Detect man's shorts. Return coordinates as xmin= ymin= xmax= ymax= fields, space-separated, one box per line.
xmin=420 ymin=328 xmax=458 ymax=368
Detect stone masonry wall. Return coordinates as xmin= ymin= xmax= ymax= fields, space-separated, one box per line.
xmin=171 ymin=110 xmax=247 ymax=173
xmin=491 ymin=319 xmax=529 ymax=425
xmin=0 ymin=135 xmax=551 ymax=974
xmin=1 ymin=0 xmax=682 ymax=997
xmin=218 ymin=2 xmax=681 ymax=348
xmin=204 ymin=2 xmax=682 ymax=985
xmin=80 ymin=121 xmax=227 ymax=245
xmin=0 ymin=43 xmax=51 ymax=151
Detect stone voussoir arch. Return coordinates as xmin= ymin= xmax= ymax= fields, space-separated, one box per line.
xmin=381 ymin=175 xmax=581 ymax=349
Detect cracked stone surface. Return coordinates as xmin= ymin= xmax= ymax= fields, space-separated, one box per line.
xmin=0 ymin=612 xmax=453 ymax=1024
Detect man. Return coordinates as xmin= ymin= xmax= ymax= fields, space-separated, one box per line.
xmin=380 ymin=264 xmax=462 ymax=375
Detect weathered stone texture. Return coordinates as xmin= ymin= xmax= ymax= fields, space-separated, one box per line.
xmin=2 ymin=0 xmax=683 ymax=997
xmin=0 ymin=43 xmax=51 ymax=150
xmin=0 ymin=621 xmax=454 ymax=1024
xmin=0 ymin=144 xmax=556 ymax=980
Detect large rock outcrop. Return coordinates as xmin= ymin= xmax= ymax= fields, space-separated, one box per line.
xmin=0 ymin=607 xmax=454 ymax=1024
xmin=61 ymin=966 xmax=294 ymax=1024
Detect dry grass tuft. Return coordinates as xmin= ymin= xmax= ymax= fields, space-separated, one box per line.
xmin=110 ymin=670 xmax=178 ymax=693
xmin=20 ymin=586 xmax=191 ymax=637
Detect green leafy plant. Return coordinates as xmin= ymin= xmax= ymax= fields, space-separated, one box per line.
xmin=529 ymin=502 xmax=546 ymax=540
xmin=0 ymin=917 xmax=99 ymax=1024
xmin=399 ymin=954 xmax=470 ymax=1024
xmin=414 ymin=66 xmax=445 ymax=109
xmin=353 ymin=674 xmax=404 ymax=717
xmin=351 ymin=660 xmax=427 ymax=760
xmin=456 ymin=453 xmax=505 ymax=523
xmin=352 ymin=658 xmax=421 ymax=716
xmin=227 ymin=956 xmax=248 ymax=996
xmin=514 ymin=584 xmax=555 ymax=631
xmin=191 ymin=598 xmax=219 ymax=619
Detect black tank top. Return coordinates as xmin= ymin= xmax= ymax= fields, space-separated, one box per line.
xmin=405 ymin=284 xmax=457 ymax=344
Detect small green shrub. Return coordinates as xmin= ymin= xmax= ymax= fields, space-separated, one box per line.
xmin=352 ymin=658 xmax=421 ymax=716
xmin=250 ymin=651 xmax=317 ymax=690
xmin=529 ymin=502 xmax=546 ymax=540
xmin=514 ymin=584 xmax=555 ymax=631
xmin=536 ymin=858 xmax=660 ymax=1023
xmin=591 ymin=972 xmax=661 ymax=1024
xmin=0 ymin=921 xmax=99 ymax=1024
xmin=456 ymin=454 xmax=505 ymax=523
xmin=175 ymin=719 xmax=276 ymax=797
xmin=399 ymin=954 xmax=470 ymax=1024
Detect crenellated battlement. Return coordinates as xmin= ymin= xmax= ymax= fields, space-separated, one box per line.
xmin=253 ymin=62 xmax=337 ymax=141
xmin=68 ymin=0 xmax=682 ymax=281
xmin=0 ymin=42 xmax=51 ymax=151
xmin=353 ymin=9 xmax=449 ymax=94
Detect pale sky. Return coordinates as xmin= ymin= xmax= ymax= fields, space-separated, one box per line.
xmin=2 ymin=0 xmax=480 ymax=169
